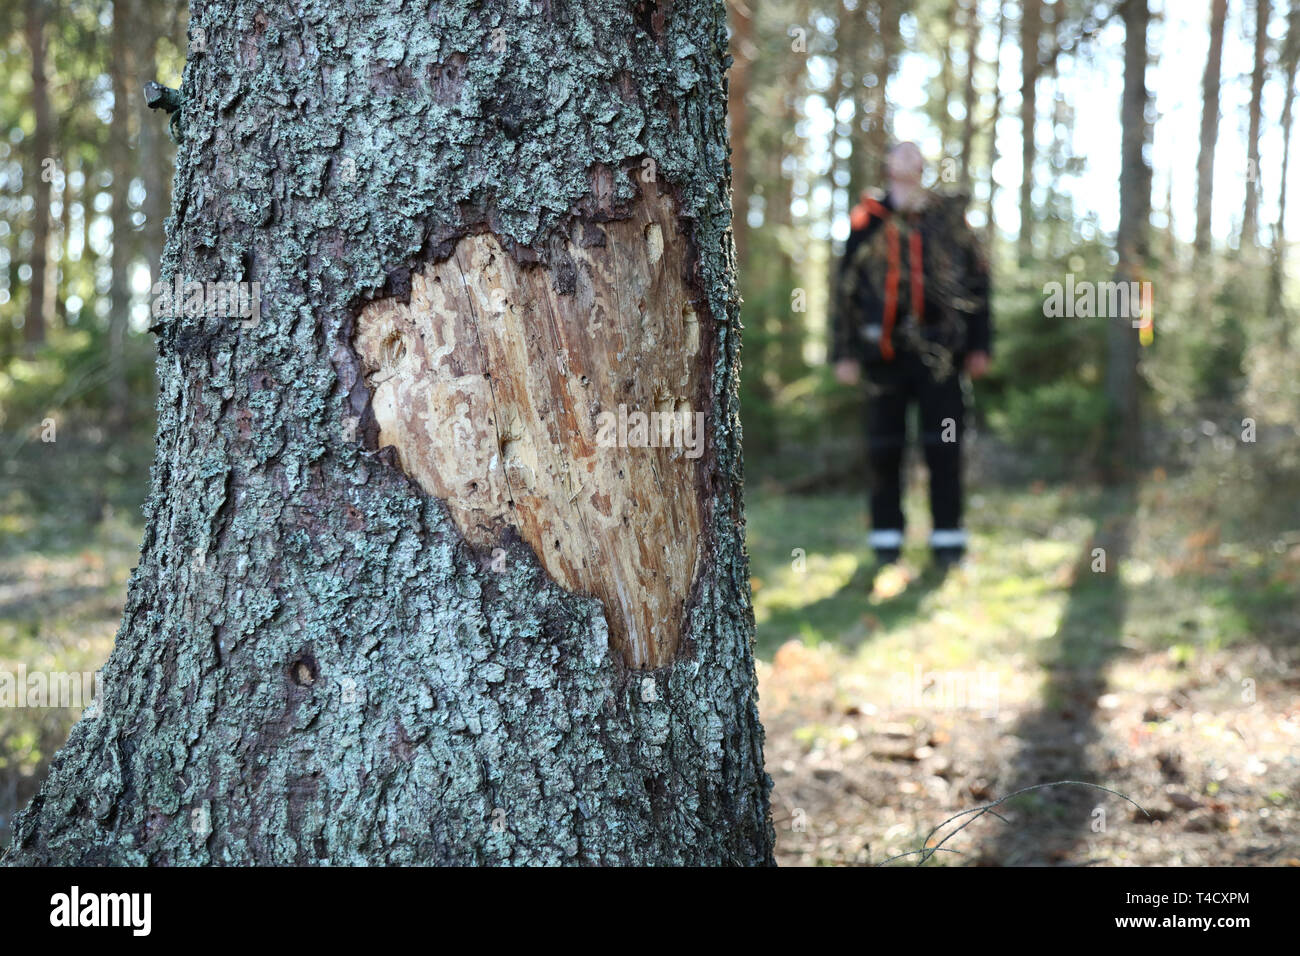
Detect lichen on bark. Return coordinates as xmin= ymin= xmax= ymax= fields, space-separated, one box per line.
xmin=4 ymin=0 xmax=773 ymax=866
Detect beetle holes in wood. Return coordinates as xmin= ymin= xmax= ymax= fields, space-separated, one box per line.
xmin=354 ymin=187 xmax=707 ymax=668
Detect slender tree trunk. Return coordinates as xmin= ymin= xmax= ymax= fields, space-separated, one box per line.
xmin=773 ymin=0 xmax=809 ymax=388
xmin=877 ymin=0 xmax=899 ymax=182
xmin=132 ymin=0 xmax=170 ymax=274
xmin=986 ymin=0 xmax=1007 ymax=244
xmin=959 ymin=0 xmax=981 ymax=188
xmin=5 ymin=0 xmax=774 ymax=867
xmin=827 ymin=0 xmax=850 ymax=309
xmin=1045 ymin=88 xmax=1070 ymax=255
xmin=1164 ymin=174 xmax=1177 ymax=266
xmin=1195 ymin=0 xmax=1228 ymax=262
xmin=1269 ymin=0 xmax=1298 ymax=335
xmin=854 ymin=0 xmax=898 ymax=197
xmin=1106 ymin=0 xmax=1151 ymax=482
xmin=827 ymin=0 xmax=848 ymax=206
xmin=1243 ymin=0 xmax=1271 ymax=252
xmin=939 ymin=0 xmax=959 ymax=155
xmin=1018 ymin=0 xmax=1042 ymax=264
xmin=23 ymin=0 xmax=53 ymax=348
xmin=727 ymin=0 xmax=754 ymax=273
xmin=108 ymin=0 xmax=134 ymax=427
xmin=57 ymin=160 xmax=73 ymax=327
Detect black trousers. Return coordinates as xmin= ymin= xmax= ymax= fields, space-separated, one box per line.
xmin=863 ymin=351 xmax=965 ymax=549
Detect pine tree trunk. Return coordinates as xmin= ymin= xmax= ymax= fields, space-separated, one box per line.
xmin=5 ymin=0 xmax=774 ymax=867
xmin=727 ymin=0 xmax=754 ymax=272
xmin=986 ymin=0 xmax=1008 ymax=244
xmin=1242 ymin=0 xmax=1271 ymax=252
xmin=1105 ymin=0 xmax=1151 ymax=482
xmin=1269 ymin=0 xmax=1298 ymax=334
xmin=939 ymin=0 xmax=959 ymax=155
xmin=773 ymin=0 xmax=808 ymax=389
xmin=57 ymin=160 xmax=73 ymax=327
xmin=1195 ymin=0 xmax=1227 ymax=262
xmin=23 ymin=0 xmax=53 ymax=348
xmin=108 ymin=0 xmax=134 ymax=427
xmin=852 ymin=0 xmax=898 ymax=198
xmin=131 ymin=0 xmax=171 ymax=276
xmin=827 ymin=0 xmax=850 ymax=299
xmin=1018 ymin=0 xmax=1042 ymax=265
xmin=959 ymin=0 xmax=981 ymax=189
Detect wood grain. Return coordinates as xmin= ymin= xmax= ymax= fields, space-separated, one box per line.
xmin=355 ymin=187 xmax=707 ymax=667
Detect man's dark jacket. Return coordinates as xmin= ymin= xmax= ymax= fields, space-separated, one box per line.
xmin=831 ymin=188 xmax=992 ymax=368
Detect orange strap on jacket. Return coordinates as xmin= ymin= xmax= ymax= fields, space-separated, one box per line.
xmin=847 ymin=196 xmax=924 ymax=362
xmin=850 ymin=196 xmax=891 ymax=231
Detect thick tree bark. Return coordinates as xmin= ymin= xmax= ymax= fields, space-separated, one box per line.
xmin=23 ymin=0 xmax=53 ymax=348
xmin=1242 ymin=0 xmax=1271 ymax=251
xmin=1195 ymin=0 xmax=1228 ymax=261
xmin=1105 ymin=0 xmax=1151 ymax=482
xmin=5 ymin=0 xmax=774 ymax=866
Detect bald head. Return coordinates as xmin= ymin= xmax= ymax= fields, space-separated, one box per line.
xmin=886 ymin=142 xmax=925 ymax=187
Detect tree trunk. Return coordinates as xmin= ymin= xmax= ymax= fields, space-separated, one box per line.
xmin=108 ymin=0 xmax=134 ymax=426
xmin=1018 ymin=0 xmax=1042 ymax=264
xmin=773 ymin=0 xmax=809 ymax=388
xmin=854 ymin=0 xmax=899 ymax=198
xmin=986 ymin=0 xmax=1008 ymax=243
xmin=1106 ymin=0 xmax=1151 ymax=482
xmin=132 ymin=0 xmax=171 ymax=275
xmin=1195 ymin=0 xmax=1228 ymax=262
xmin=23 ymin=0 xmax=53 ymax=348
xmin=959 ymin=0 xmax=981 ymax=188
xmin=1269 ymin=0 xmax=1298 ymax=334
xmin=939 ymin=0 xmax=959 ymax=155
xmin=5 ymin=0 xmax=774 ymax=867
xmin=1242 ymin=0 xmax=1271 ymax=252
xmin=827 ymin=0 xmax=849 ymax=309
xmin=727 ymin=0 xmax=754 ymax=273
xmin=57 ymin=160 xmax=73 ymax=327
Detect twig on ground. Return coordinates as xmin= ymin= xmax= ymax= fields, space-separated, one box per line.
xmin=875 ymin=780 xmax=1151 ymax=866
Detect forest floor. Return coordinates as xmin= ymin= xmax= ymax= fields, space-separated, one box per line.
xmin=2 ymin=450 xmax=1298 ymax=864
xmin=748 ymin=460 xmax=1300 ymax=866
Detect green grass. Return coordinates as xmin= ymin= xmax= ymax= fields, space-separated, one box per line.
xmin=746 ymin=460 xmax=1300 ymax=694
xmin=0 ymin=508 xmax=139 ymax=842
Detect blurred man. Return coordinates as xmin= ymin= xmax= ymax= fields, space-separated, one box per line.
xmin=831 ymin=142 xmax=992 ymax=569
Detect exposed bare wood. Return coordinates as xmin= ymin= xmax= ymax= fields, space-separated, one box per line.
xmin=355 ymin=186 xmax=707 ymax=669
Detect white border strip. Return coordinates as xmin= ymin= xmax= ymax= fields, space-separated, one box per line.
xmin=929 ymin=529 xmax=967 ymax=548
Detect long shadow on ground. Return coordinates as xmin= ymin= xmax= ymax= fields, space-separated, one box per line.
xmin=757 ymin=558 xmax=950 ymax=658
xmin=976 ymin=483 xmax=1138 ymax=865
